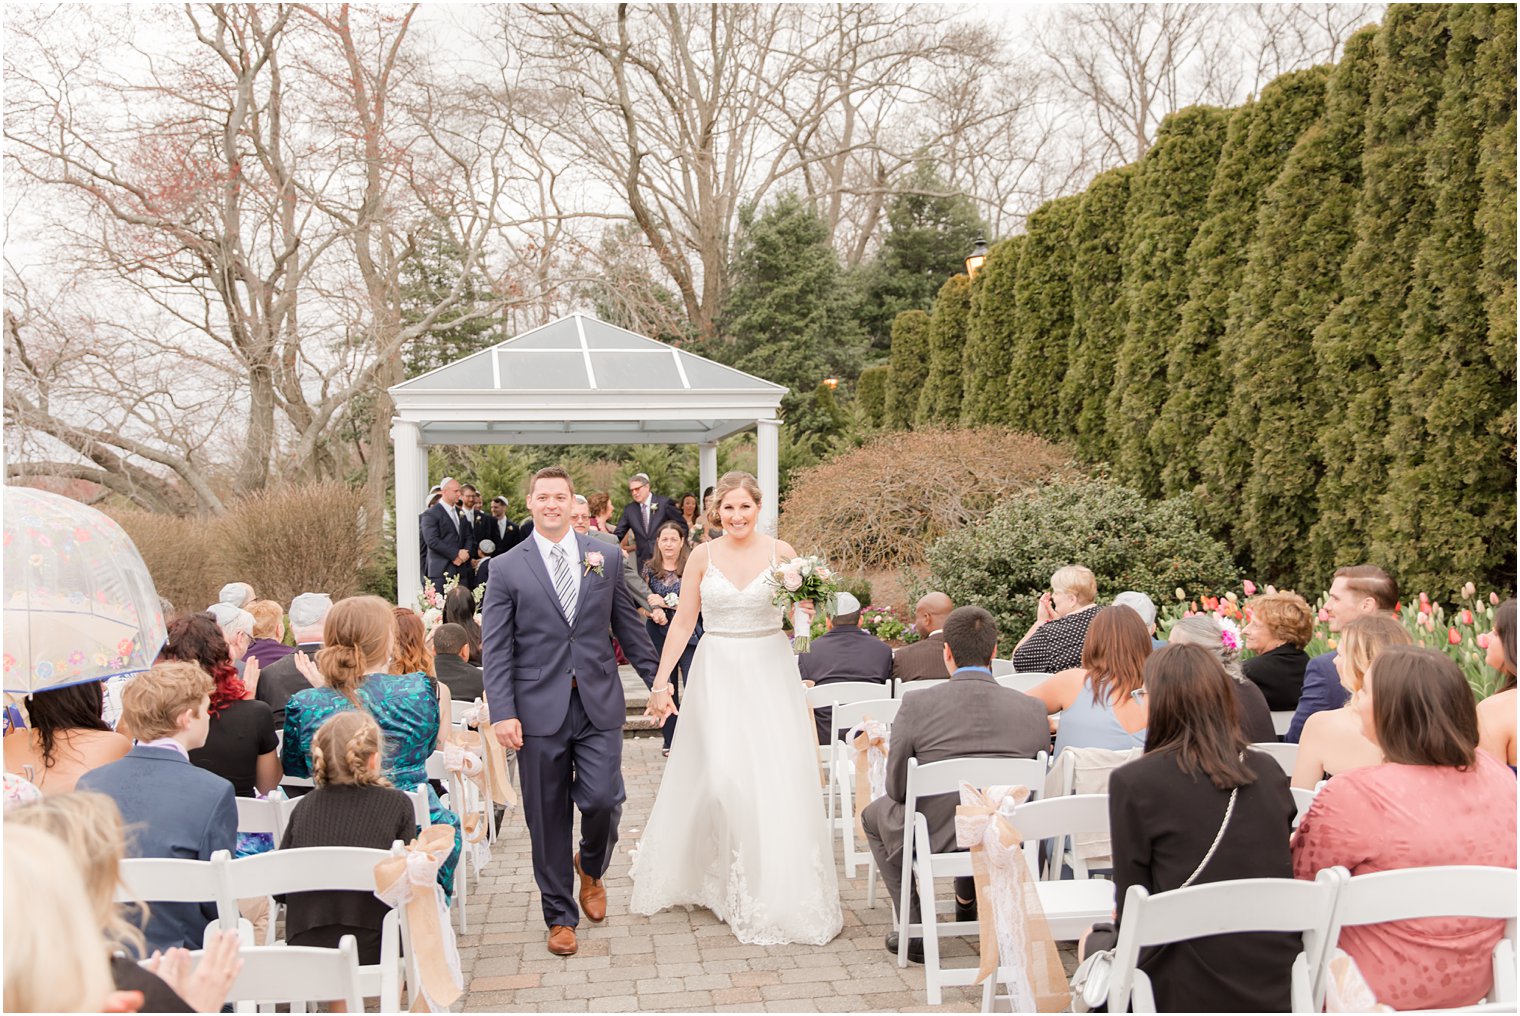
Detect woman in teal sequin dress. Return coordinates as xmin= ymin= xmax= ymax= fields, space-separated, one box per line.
xmin=281 ymin=597 xmax=461 ymax=899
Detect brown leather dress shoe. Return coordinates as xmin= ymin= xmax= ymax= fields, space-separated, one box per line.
xmin=574 ymin=851 xmax=607 ymax=922
xmin=547 ymin=925 xmax=577 ymax=956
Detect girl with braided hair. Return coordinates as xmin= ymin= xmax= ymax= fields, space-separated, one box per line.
xmin=278 ymin=710 xmax=416 ymax=965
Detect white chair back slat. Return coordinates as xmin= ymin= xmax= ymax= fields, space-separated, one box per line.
xmin=896 ymin=677 xmax=950 ymax=698
xmin=904 ymin=754 xmax=1048 ymax=804
xmin=830 ymin=697 xmax=902 ymax=736
xmin=805 ymin=681 xmax=892 ymax=709
xmin=1249 ymin=741 xmax=1298 ymax=777
xmin=1290 ymin=786 xmax=1317 ymax=829
xmin=996 ymin=672 xmax=1052 ymax=695
xmin=1271 ymin=710 xmax=1295 ymax=736
xmin=194 ymin=936 xmax=364 ymax=1012
xmin=990 ymin=658 xmax=1015 ymax=677
xmin=234 ymin=796 xmax=287 ymax=843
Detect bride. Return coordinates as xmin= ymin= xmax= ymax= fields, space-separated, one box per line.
xmin=629 ymin=471 xmax=842 ymax=946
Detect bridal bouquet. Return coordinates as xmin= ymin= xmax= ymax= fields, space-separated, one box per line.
xmin=766 ymin=555 xmax=837 ymax=653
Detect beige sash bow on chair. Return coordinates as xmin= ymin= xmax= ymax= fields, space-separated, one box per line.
xmin=954 ymin=783 xmax=1070 ymax=1013
xmin=441 ymin=738 xmax=491 ymax=846
xmin=463 ymin=699 xmax=518 ymax=815
xmin=846 ymin=719 xmax=890 ymax=838
xmin=373 ymin=826 xmax=464 ymax=1012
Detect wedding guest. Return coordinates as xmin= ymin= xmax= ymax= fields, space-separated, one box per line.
xmin=1477 ymin=598 xmax=1516 ymax=767
xmin=1291 ymin=615 xmax=1410 ymax=789
xmin=1292 ymin=646 xmax=1518 ymax=1010
xmin=7 ymin=792 xmax=242 ymax=1012
xmin=642 ymin=521 xmax=702 ymax=756
xmin=798 ymin=591 xmax=893 ymax=745
xmin=421 ymin=476 xmax=473 ymax=595
xmin=3 ymin=681 xmax=129 ymax=794
xmin=218 ymin=582 xmax=256 ymax=609
xmin=586 ymin=492 xmax=613 ymax=532
xmin=1029 ymin=605 xmax=1150 ymax=759
xmin=256 ymin=592 xmax=332 ymax=726
xmin=890 ymin=592 xmax=954 ymax=684
xmin=442 ymin=586 xmax=482 ymax=665
xmin=615 ymin=471 xmax=687 ymax=566
xmin=1167 ymin=615 xmax=1276 ymax=744
xmin=862 ymin=607 xmax=1048 ymax=962
xmin=678 ymin=492 xmax=699 ymax=531
xmin=1286 ymin=564 xmax=1397 ymax=743
xmin=1080 ymin=644 xmax=1298 ymax=1012
xmin=391 ymin=607 xmax=436 ymax=678
xmin=282 ymin=596 xmax=461 ymax=899
xmin=78 ymin=662 xmax=237 ymax=953
xmin=1241 ymin=591 xmax=1315 ymax=711
xmin=1112 ymin=590 xmax=1166 ymax=649
xmin=157 ymin=613 xmax=281 ymax=797
xmin=1013 ymin=565 xmax=1100 ymax=673
xmin=696 ymin=486 xmax=720 ymax=542
xmin=432 ymin=624 xmax=484 ymax=703
xmin=243 ymin=600 xmax=296 ymax=669
xmin=478 ymin=495 xmax=523 ymax=558
xmin=583 ymin=496 xmax=657 ymax=609
xmin=278 ymin=711 xmax=417 ymax=966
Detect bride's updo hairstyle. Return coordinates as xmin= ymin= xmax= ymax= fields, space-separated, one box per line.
xmin=709 ymin=471 xmax=763 ymax=529
xmin=316 ymin=595 xmax=395 ymax=705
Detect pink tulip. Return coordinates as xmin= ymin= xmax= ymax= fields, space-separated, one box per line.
xmin=1243 ymin=580 xmax=1257 ymax=597
xmin=1317 ymin=608 xmax=1331 ymax=623
xmin=1462 ymin=581 xmax=1477 ymax=599
xmin=1461 ymin=609 xmax=1473 ymax=626
xmin=1477 ymin=633 xmax=1491 ymax=649
xmin=1493 ymin=592 xmax=1502 ymax=605
xmin=1419 ymin=591 xmax=1431 ymax=607
xmin=1448 ymin=627 xmax=1461 ymax=646
xmin=1418 ymin=610 xmax=1430 ymax=626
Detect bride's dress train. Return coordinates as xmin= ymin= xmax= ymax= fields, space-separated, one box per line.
xmin=629 ymin=559 xmax=842 ymax=946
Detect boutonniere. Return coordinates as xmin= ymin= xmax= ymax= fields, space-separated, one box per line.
xmin=583 ymin=551 xmax=605 ymax=577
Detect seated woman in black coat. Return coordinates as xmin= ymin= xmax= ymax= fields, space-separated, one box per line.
xmin=1242 ymin=592 xmax=1316 ymax=711
xmin=1081 ymin=644 xmax=1299 ymax=1012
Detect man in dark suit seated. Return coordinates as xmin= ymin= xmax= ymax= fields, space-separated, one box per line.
xmin=433 ymin=622 xmax=484 ymax=702
xmin=255 ymin=591 xmax=331 ymax=726
xmin=421 ymin=476 xmax=474 ymax=594
xmin=78 ymin=661 xmax=237 ymax=954
xmin=798 ymin=591 xmax=892 ymax=745
xmin=614 ymin=471 xmax=687 ymax=568
xmin=890 ymin=592 xmax=954 ymax=685
xmin=861 ymin=606 xmax=1049 ymax=962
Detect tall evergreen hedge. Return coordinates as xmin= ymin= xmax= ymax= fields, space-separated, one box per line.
xmin=917 ymin=274 xmax=972 ymax=424
xmin=884 ymin=309 xmax=931 ymax=429
xmin=959 ymin=237 xmax=1023 ymax=425
xmin=1108 ymin=106 xmax=1229 ymax=497
xmin=857 ymin=365 xmax=890 ymax=428
xmin=1005 ymin=196 xmax=1080 ymax=435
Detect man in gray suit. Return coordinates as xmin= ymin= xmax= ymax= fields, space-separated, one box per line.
xmin=862 ymin=605 xmax=1049 ymax=961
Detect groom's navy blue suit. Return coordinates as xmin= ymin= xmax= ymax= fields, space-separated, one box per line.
xmin=481 ymin=530 xmax=659 ymax=928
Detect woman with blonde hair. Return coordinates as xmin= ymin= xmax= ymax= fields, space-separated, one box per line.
xmin=283 ymin=595 xmax=460 ymax=898
xmin=7 ymin=792 xmax=240 ymax=1012
xmin=1291 ymin=614 xmax=1411 ymax=789
xmin=1013 ymin=564 xmax=1101 ymax=673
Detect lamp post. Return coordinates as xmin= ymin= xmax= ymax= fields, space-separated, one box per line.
xmin=964 ymin=237 xmax=990 ymax=280
xmin=822 ymin=377 xmax=839 ymax=390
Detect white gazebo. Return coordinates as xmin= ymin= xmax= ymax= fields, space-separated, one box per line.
xmin=389 ymin=313 xmax=787 ymax=601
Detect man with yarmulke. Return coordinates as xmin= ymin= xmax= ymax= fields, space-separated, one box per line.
xmin=797 ymin=591 xmax=892 ymax=745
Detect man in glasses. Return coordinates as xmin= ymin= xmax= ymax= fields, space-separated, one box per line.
xmin=613 ymin=472 xmax=687 ymax=568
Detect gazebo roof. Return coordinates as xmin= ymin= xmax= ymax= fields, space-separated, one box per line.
xmin=389 ymin=314 xmax=786 ymax=446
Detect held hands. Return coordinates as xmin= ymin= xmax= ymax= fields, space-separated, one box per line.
xmin=494 ymin=718 xmax=524 ymax=751
xmin=651 ymin=607 xmax=668 ymax=626
xmin=795 ymin=600 xmax=816 ymax=623
xmin=643 ymin=683 xmax=678 ymax=727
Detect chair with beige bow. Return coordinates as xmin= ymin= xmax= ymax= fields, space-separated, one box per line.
xmin=829 ymin=696 xmax=902 ymax=893
xmin=806 ymin=680 xmax=896 ymax=821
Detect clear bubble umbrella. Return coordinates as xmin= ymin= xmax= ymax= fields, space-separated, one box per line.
xmin=3 ymin=486 xmax=166 ymax=694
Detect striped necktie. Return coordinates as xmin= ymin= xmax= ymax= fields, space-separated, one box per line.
xmin=551 ymin=544 xmax=577 ymax=624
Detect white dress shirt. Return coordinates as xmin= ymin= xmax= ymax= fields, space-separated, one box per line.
xmin=533 ymin=527 xmax=582 ymax=619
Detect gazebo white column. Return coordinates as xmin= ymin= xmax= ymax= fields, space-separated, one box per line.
xmin=392 ymin=418 xmax=425 ymax=605
xmin=698 ymin=442 xmax=718 ymax=499
xmin=756 ymin=419 xmax=780 ymax=536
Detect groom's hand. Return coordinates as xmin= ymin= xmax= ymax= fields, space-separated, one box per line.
xmin=643 ymin=697 xmax=678 ymax=727
xmin=493 ymin=719 xmax=524 ymax=750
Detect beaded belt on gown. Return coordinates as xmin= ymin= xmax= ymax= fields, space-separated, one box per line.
xmin=706 ymin=628 xmax=783 ymax=639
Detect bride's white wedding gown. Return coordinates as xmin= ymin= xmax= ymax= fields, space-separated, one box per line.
xmin=629 ymin=551 xmax=843 ymax=946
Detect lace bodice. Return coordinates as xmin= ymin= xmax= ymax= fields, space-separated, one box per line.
xmin=700 ymin=563 xmax=783 ymax=637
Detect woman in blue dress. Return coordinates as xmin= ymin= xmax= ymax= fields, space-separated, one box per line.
xmin=282 ymin=596 xmax=461 ymax=898
xmin=643 ymin=521 xmax=703 ymax=757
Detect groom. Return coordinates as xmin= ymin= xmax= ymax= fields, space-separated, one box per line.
xmin=482 ymin=466 xmax=665 ymax=957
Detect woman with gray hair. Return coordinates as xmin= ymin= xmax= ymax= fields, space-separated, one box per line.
xmin=1167 ymin=614 xmax=1277 ymax=743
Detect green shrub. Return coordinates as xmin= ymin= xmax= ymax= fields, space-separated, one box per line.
xmin=926 ymin=479 xmax=1239 ymax=636
xmin=857 ymin=365 xmax=890 ymax=428
xmin=916 ymin=274 xmax=972 ymax=424
xmin=884 ymin=310 xmax=931 ymax=429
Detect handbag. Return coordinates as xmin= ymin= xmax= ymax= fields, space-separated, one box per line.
xmin=1066 ymin=763 xmax=1243 ymax=1012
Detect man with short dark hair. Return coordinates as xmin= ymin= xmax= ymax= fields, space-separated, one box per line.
xmin=433 ymin=622 xmax=484 ymax=702
xmin=861 ymin=605 xmax=1049 ymax=962
xmin=421 ymin=476 xmax=474 ymax=594
xmin=1286 ymin=564 xmax=1399 ymax=743
xmin=798 ymin=592 xmax=892 ymax=744
xmin=614 ymin=472 xmax=687 ymax=567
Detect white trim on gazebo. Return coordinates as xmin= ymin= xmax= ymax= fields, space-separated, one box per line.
xmin=389 ymin=313 xmax=787 ymax=602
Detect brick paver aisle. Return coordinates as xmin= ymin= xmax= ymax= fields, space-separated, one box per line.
xmin=455 ymin=735 xmax=989 ymax=1012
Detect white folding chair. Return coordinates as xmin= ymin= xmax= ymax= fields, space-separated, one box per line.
xmin=995 ymin=671 xmax=1052 ymax=695
xmin=990 ymin=658 xmax=1015 ymax=677
xmin=1250 ymin=741 xmax=1298 ymax=777
xmin=116 ymin=851 xmax=237 ymax=938
xmin=898 ymin=754 xmax=1048 ymax=1004
xmin=1290 ymin=786 xmax=1317 ymax=829
xmin=896 ymin=677 xmax=950 ymax=698
xmin=1314 ymin=865 xmax=1518 ymax=1011
xmin=412 ymin=772 xmax=469 ymax=932
xmin=828 ymin=697 xmax=902 ymax=888
xmin=235 ymin=796 xmax=288 ymax=846
xmin=222 ymin=845 xmax=411 ymax=1012
xmin=1107 ymin=875 xmax=1338 ymax=1013
xmin=450 ymin=697 xmax=483 ymax=727
xmin=192 ymin=935 xmax=364 ymax=1013
xmin=1271 ymin=710 xmax=1296 ymax=736
xmin=807 ymin=681 xmax=893 ymax=819
xmin=1047 ymin=745 xmax=1140 ymax=878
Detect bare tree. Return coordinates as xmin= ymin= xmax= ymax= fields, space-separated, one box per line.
xmin=1243 ymin=3 xmax=1384 ymax=95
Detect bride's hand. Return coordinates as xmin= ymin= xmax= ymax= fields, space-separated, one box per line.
xmin=795 ymin=600 xmax=816 ymax=623
xmin=643 ymin=685 xmax=678 ymax=726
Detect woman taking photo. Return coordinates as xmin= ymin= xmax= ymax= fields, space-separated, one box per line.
xmin=1012 ymin=565 xmax=1100 ymax=673
xmin=1291 ymin=615 xmax=1410 ymax=789
xmin=1081 ymin=643 xmax=1298 ymax=1012
xmin=1477 ymin=598 xmax=1516 ymax=767
xmin=1028 ymin=605 xmax=1151 ymax=760
xmin=3 ymin=681 xmax=129 ymax=794
xmin=642 ymin=521 xmax=703 ymax=757
xmin=1293 ymin=646 xmax=1517 ymax=1010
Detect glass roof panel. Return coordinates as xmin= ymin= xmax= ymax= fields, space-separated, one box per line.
xmin=677 ymin=353 xmax=777 ymax=390
xmin=498 ymin=351 xmax=590 ymax=389
xmin=501 ymin=320 xmax=579 ymax=349
xmin=589 ymin=350 xmax=684 ymax=390
xmin=581 ymin=324 xmax=660 ymax=349
xmin=399 ymin=356 xmax=491 ymax=390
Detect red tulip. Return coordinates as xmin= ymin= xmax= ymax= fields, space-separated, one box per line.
xmin=1448 ymin=627 xmax=1461 ymax=645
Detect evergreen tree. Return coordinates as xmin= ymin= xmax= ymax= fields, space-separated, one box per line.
xmin=857 ymin=365 xmax=890 ymax=427
xmin=855 ymin=160 xmax=987 ymax=354
xmin=1378 ymin=5 xmax=1517 ymax=595
xmin=885 ymin=310 xmax=932 ymax=429
xmin=1309 ymin=4 xmax=1450 ymax=580
xmin=917 ymin=274 xmax=973 ymax=425
xmin=400 ymin=231 xmax=500 ymax=378
xmin=958 ymin=237 xmax=1024 ymax=426
xmin=1060 ymin=166 xmax=1133 ymax=464
xmin=1202 ymin=29 xmax=1377 ymax=587
xmin=1107 ymin=106 xmax=1229 ymax=496
xmin=1005 ymin=196 xmax=1080 ymax=437
xmin=723 ymin=193 xmax=865 ymax=418
xmin=1156 ymin=68 xmax=1329 ymax=501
